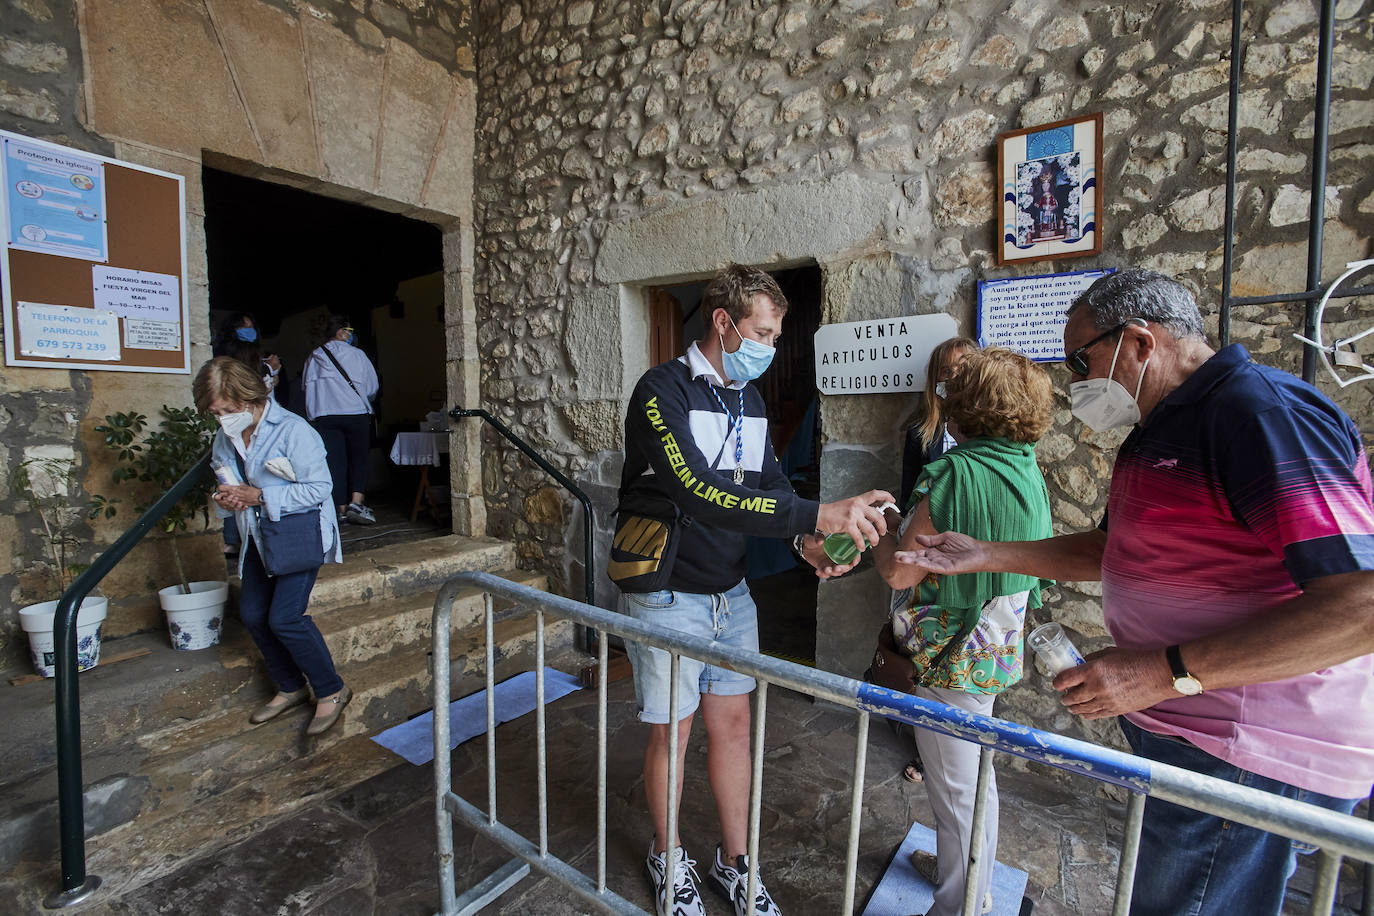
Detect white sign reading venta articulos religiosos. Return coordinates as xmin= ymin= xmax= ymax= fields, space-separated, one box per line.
xmin=813 ymin=313 xmax=959 ymax=395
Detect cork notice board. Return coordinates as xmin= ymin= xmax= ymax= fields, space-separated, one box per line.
xmin=2 ymin=129 xmax=189 ymax=373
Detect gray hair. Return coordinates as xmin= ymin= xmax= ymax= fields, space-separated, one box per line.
xmin=1066 ymin=269 xmax=1206 ymax=340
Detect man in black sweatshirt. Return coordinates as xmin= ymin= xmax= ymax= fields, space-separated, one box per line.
xmin=612 ymin=263 xmax=893 ymax=916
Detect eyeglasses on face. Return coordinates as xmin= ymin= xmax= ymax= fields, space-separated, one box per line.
xmin=1063 ymin=322 xmax=1127 ymax=375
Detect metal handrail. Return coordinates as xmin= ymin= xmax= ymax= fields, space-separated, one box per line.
xmin=46 ymin=450 xmax=213 ymax=909
xmin=434 ymin=571 xmax=1374 ymax=915
xmin=448 ymin=407 xmax=595 ymax=614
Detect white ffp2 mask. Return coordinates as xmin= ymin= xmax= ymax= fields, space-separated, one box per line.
xmin=1069 ymin=334 xmax=1149 ymax=431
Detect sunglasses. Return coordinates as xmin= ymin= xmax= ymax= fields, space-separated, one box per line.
xmin=1063 ymin=323 xmax=1127 ymax=376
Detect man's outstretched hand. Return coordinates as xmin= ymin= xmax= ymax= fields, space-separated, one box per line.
xmin=893 ymin=531 xmax=988 ymax=576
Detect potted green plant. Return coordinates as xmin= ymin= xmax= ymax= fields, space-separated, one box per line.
xmin=89 ymin=406 xmax=228 ymax=650
xmin=13 ymin=454 xmax=108 ymax=677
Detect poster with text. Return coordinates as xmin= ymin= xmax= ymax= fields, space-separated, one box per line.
xmin=977 ymin=268 xmax=1114 ymax=362
xmin=4 ymin=137 xmax=108 ymax=262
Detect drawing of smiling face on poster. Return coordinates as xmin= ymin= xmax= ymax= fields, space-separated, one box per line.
xmin=996 ymin=113 xmax=1102 ymax=266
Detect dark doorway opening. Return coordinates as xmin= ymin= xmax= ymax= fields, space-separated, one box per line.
xmin=648 ymin=264 xmax=822 ymax=664
xmin=201 ymin=167 xmax=449 ymax=550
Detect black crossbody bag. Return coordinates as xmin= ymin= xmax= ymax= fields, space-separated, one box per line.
xmin=316 ymin=345 xmax=378 ymax=437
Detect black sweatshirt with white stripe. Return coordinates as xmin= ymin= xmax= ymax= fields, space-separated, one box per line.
xmin=617 ymin=345 xmax=821 ymax=595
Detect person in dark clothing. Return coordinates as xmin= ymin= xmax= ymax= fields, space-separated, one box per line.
xmin=612 ymin=263 xmax=894 ymax=916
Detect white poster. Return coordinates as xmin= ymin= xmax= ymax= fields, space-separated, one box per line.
xmin=92 ymin=265 xmax=180 ymax=322
xmin=123 ymin=317 xmax=181 ymax=351
xmin=17 ymin=302 xmax=120 ymax=360
xmin=977 ymin=268 xmax=1114 ymax=361
xmin=813 ymin=313 xmax=960 ymax=395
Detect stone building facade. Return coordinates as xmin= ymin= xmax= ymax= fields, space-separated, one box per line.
xmin=0 ymin=0 xmax=1371 ymax=750
xmin=468 ymin=0 xmax=1373 ymax=747
xmin=0 ymin=0 xmax=479 ymax=670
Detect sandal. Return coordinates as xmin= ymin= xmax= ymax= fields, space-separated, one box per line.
xmin=902 ymin=757 xmax=925 ymax=783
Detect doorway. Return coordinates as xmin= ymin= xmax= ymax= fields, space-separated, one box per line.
xmin=647 ymin=264 xmax=823 ymax=664
xmin=201 ymin=167 xmax=448 ymax=549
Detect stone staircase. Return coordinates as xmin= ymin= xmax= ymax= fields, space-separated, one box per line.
xmin=0 ymin=534 xmax=582 ymax=907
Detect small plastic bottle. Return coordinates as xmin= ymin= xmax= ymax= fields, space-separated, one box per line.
xmin=212 ymin=461 xmax=241 ymax=487
xmin=821 ymin=501 xmax=899 ymax=565
xmin=1027 ymin=622 xmax=1086 ymax=675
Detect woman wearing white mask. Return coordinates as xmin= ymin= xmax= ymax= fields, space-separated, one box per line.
xmin=196 ymin=356 xmax=351 ymax=735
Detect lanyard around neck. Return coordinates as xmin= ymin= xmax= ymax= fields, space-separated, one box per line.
xmin=702 ymin=379 xmax=744 ymax=483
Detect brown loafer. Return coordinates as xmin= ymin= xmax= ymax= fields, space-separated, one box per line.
xmin=306 ymin=685 xmax=352 ymax=736
xmin=249 ymin=687 xmax=310 ymax=724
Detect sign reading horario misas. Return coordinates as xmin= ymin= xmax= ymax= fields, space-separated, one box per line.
xmin=813 ymin=313 xmax=959 ymax=395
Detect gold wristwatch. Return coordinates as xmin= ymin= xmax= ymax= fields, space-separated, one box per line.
xmin=1166 ymin=645 xmax=1203 ymax=696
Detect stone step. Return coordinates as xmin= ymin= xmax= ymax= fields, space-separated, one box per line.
xmin=0 ymin=538 xmax=532 ymax=783
xmin=1 ymin=601 xmax=583 ymax=879
xmin=315 ymin=568 xmax=547 ymax=666
xmin=305 ymin=534 xmax=517 ymax=613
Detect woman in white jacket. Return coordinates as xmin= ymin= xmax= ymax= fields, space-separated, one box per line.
xmin=302 ymin=314 xmax=380 ymax=525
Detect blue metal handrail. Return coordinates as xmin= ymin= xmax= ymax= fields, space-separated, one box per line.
xmin=46 ymin=450 xmax=212 ymax=909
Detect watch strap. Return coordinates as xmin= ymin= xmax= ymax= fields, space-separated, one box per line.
xmin=1165 ymin=644 xmax=1189 ymax=680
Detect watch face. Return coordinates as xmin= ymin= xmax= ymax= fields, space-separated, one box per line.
xmin=1174 ymin=676 xmax=1203 ymax=696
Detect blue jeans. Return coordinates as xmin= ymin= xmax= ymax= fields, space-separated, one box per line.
xmin=239 ymin=540 xmax=343 ymax=697
xmin=623 ymin=580 xmax=758 ymax=724
xmin=1120 ymin=717 xmax=1360 ymax=916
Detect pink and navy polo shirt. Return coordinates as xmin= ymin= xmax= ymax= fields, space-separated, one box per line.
xmin=1101 ymin=344 xmax=1374 ymax=798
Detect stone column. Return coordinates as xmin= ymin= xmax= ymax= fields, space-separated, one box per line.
xmin=444 ymin=223 xmax=485 ymax=536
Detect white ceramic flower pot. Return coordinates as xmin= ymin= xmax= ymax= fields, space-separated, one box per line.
xmin=19 ymin=597 xmax=109 ymax=678
xmin=158 ymin=581 xmax=229 ymax=651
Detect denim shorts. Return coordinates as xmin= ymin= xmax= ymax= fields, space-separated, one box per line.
xmin=622 ymin=579 xmax=759 ymax=724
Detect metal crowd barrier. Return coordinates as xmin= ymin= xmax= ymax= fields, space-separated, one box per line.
xmin=431 ymin=571 xmax=1374 ymax=916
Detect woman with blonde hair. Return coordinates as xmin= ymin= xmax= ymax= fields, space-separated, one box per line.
xmin=875 ymin=347 xmax=1054 ymax=916
xmin=900 ymin=336 xmax=979 ymax=509
xmin=195 ymin=356 xmax=351 ymax=735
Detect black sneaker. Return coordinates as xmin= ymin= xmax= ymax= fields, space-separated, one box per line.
xmin=646 ymin=842 xmax=705 ymax=916
xmin=344 ymin=502 xmax=376 ymax=525
xmin=707 ymin=845 xmax=782 ymax=915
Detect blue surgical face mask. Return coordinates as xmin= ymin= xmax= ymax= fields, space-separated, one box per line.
xmin=346 ymin=332 xmax=356 ymax=346
xmin=235 ymin=327 xmax=257 ymax=342
xmin=719 ymin=314 xmax=775 ymax=382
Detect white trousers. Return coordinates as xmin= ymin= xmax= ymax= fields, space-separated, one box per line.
xmin=913 ymin=685 xmax=999 ymax=916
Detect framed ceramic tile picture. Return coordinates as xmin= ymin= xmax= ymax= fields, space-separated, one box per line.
xmin=995 ymin=113 xmax=1103 ymax=265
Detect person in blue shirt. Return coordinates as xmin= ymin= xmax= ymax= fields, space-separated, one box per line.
xmin=196 ymin=356 xmax=351 ymax=736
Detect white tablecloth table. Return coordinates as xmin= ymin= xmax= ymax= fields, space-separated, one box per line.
xmin=389 ymin=432 xmax=450 ymax=520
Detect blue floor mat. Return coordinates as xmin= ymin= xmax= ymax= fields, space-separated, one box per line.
xmin=371 ymin=668 xmax=582 ymax=766
xmin=863 ymin=820 xmax=1028 ymax=916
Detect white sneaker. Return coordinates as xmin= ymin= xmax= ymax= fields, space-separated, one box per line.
xmin=646 ymin=841 xmax=705 ymax=916
xmin=910 ymin=849 xmax=992 ymax=913
xmin=707 ymin=844 xmax=782 ymax=914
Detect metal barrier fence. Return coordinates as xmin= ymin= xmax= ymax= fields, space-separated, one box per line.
xmin=431 ymin=571 xmax=1374 ymax=916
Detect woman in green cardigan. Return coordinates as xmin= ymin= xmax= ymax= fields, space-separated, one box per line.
xmin=875 ymin=346 xmax=1054 ymax=916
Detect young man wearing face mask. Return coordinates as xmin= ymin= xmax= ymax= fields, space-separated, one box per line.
xmin=614 ymin=263 xmax=894 ymax=916
xmin=894 ymin=268 xmax=1374 ymax=916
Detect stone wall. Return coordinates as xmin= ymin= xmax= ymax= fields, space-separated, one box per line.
xmin=471 ymin=0 xmax=1374 ymax=750
xmin=0 ymin=0 xmax=476 ymax=670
